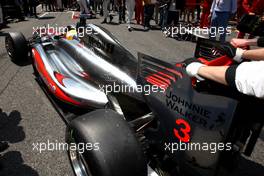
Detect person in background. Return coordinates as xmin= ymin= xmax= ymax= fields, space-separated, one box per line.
xmin=135 ymin=0 xmax=144 ymax=24
xmin=237 ymin=0 xmax=264 ymax=51
xmin=237 ymin=0 xmax=254 ymax=39
xmin=93 ymin=0 xmax=102 ymax=14
xmin=195 ymin=0 xmax=201 ymax=23
xmin=57 ymin=0 xmax=63 ymax=11
xmin=117 ymin=0 xmax=125 ymax=23
xmin=126 ymin=0 xmax=135 ymax=31
xmin=62 ymin=0 xmax=69 ymax=9
xmin=200 ymin=0 xmax=212 ymax=28
xmin=23 ymin=0 xmax=30 ymax=16
xmin=0 ymin=2 xmax=3 ymax=29
xmin=47 ymin=0 xmax=56 ymax=11
xmin=185 ymin=0 xmax=196 ymax=22
xmin=40 ymin=0 xmax=47 ymax=11
xmin=159 ymin=0 xmax=169 ymax=30
xmin=28 ymin=0 xmax=38 ymax=18
xmin=14 ymin=0 xmax=25 ymax=20
xmin=154 ymin=0 xmax=159 ymax=25
xmin=90 ymin=0 xmax=94 ymax=11
xmin=143 ymin=0 xmax=155 ymax=30
xmin=77 ymin=0 xmax=90 ymax=14
xmin=249 ymin=0 xmax=264 ymax=16
xmin=167 ymin=0 xmax=181 ymax=27
xmin=102 ymin=0 xmax=113 ymax=23
xmin=209 ymin=0 xmax=237 ymax=42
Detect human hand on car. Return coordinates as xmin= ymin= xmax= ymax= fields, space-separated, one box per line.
xmin=230 ymin=38 xmax=250 ymax=48
xmin=184 ymin=59 xmax=205 ymax=81
xmin=217 ymin=42 xmax=246 ymax=62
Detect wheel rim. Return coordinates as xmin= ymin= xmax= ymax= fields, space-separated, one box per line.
xmin=68 ymin=129 xmax=93 ymax=176
xmin=5 ymin=36 xmax=15 ymax=58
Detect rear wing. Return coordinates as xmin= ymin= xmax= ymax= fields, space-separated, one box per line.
xmin=137 ymin=52 xmax=184 ymax=91
xmin=137 ymin=52 xmax=238 ymax=176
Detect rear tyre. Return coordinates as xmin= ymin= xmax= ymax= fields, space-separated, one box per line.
xmin=5 ymin=32 xmax=28 ymax=63
xmin=66 ymin=109 xmax=147 ymax=176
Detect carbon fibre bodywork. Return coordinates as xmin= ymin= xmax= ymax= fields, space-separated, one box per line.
xmin=137 ymin=53 xmax=238 ymax=176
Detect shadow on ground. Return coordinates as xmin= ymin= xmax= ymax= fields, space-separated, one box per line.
xmin=260 ymin=129 xmax=264 ymax=141
xmin=232 ymin=155 xmax=264 ymax=176
xmin=0 ymin=151 xmax=39 ymax=176
xmin=0 ymin=109 xmax=39 ymax=176
xmin=0 ymin=109 xmax=25 ymax=143
xmin=37 ymin=16 xmax=55 ymax=20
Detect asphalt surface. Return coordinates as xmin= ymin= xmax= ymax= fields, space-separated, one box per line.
xmin=0 ymin=8 xmax=263 ymax=176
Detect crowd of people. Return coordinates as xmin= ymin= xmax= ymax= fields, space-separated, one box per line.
xmin=1 ymin=0 xmax=77 ymax=17
xmin=82 ymin=0 xmax=264 ymax=41
xmin=1 ymin=1 xmax=264 ymax=100
xmin=0 ymin=0 xmax=264 ymax=39
xmin=58 ymin=0 xmax=264 ymax=39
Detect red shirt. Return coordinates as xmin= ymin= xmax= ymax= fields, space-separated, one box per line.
xmin=186 ymin=0 xmax=197 ymax=9
xmin=202 ymin=0 xmax=212 ymax=10
xmin=250 ymin=0 xmax=264 ymax=14
xmin=242 ymin=0 xmax=251 ymax=13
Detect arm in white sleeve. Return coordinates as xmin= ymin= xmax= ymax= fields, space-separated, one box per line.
xmin=227 ymin=61 xmax=264 ymax=98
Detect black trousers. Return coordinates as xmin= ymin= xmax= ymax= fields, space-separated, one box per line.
xmin=62 ymin=0 xmax=68 ymax=8
xmin=23 ymin=0 xmax=29 ymax=16
xmin=144 ymin=4 xmax=155 ymax=28
xmin=167 ymin=11 xmax=179 ymax=26
xmin=28 ymin=0 xmax=37 ymax=16
xmin=47 ymin=0 xmax=55 ymax=11
xmin=118 ymin=0 xmax=125 ymax=22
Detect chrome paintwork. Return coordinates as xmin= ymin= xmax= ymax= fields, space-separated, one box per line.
xmin=33 ymin=24 xmax=143 ymax=108
xmin=33 ymin=42 xmax=108 ymax=108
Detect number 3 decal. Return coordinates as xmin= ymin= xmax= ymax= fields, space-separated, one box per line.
xmin=173 ymin=119 xmax=191 ymax=142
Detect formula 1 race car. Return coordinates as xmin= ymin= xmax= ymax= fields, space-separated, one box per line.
xmin=5 ymin=21 xmax=264 ymax=176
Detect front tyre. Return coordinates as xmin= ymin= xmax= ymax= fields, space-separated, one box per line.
xmin=66 ymin=109 xmax=147 ymax=176
xmin=5 ymin=32 xmax=28 ymax=63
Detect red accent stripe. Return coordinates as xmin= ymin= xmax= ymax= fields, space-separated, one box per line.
xmin=157 ymin=71 xmax=176 ymax=82
xmin=152 ymin=74 xmax=171 ymax=84
xmin=146 ymin=76 xmax=169 ymax=89
xmin=32 ymin=48 xmax=81 ymax=106
xmin=165 ymin=68 xmax=183 ymax=78
xmin=198 ymin=55 xmax=233 ymax=66
xmin=148 ymin=76 xmax=169 ymax=86
xmin=54 ymin=72 xmax=66 ymax=87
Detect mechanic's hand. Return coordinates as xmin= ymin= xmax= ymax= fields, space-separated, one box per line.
xmin=230 ymin=38 xmax=250 ymax=48
xmin=186 ymin=62 xmax=205 ymax=81
xmin=182 ymin=57 xmax=202 ymax=67
xmin=217 ymin=43 xmax=246 ymax=62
